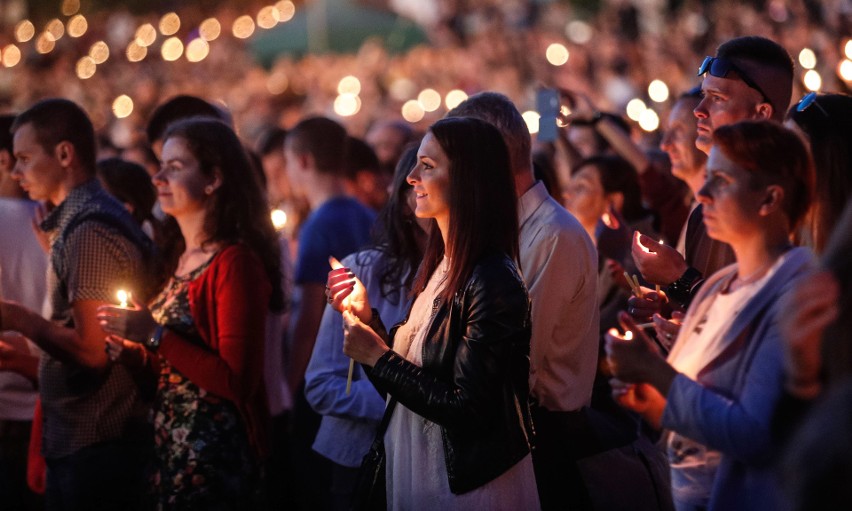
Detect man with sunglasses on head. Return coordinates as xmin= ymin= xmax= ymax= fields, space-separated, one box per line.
xmin=631 ymin=36 xmax=794 ymax=312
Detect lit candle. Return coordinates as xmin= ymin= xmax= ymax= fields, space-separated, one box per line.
xmin=116 ymin=289 xmax=129 ymax=308
xmin=270 ymin=209 xmax=287 ymax=231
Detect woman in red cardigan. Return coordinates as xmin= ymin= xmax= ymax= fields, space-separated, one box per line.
xmin=97 ymin=118 xmax=284 ymax=509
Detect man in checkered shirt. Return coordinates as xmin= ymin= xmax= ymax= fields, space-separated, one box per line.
xmin=2 ymin=98 xmax=155 ymax=511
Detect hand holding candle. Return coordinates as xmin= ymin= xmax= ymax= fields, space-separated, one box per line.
xmin=604 ymin=311 xmax=666 ymax=384
xmin=328 ymin=256 xmax=369 ymax=396
xmin=96 ymin=289 xmax=157 ymax=344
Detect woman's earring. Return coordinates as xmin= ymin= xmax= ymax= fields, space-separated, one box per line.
xmin=204 ymin=185 xmax=214 ymax=195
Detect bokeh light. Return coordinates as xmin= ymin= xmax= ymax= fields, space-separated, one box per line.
xmin=200 ymin=18 xmax=221 ymax=41
xmin=845 ymin=40 xmax=852 ymax=60
xmin=445 ymin=89 xmax=468 ymax=110
xmin=186 ymin=38 xmax=210 ymax=62
xmin=15 ymin=20 xmax=35 ymax=43
xmin=159 ymin=13 xmax=181 ymax=36
xmin=35 ymin=33 xmax=55 ymax=54
xmin=76 ymin=56 xmax=96 ymax=79
xmin=2 ymin=45 xmax=22 ymax=68
xmin=626 ymin=98 xmax=647 ymax=121
xmin=648 ymin=80 xmax=669 ymax=103
xmin=638 ymin=109 xmax=660 ymax=132
xmin=135 ymin=24 xmax=157 ymax=47
xmin=402 ymin=100 xmax=425 ymax=123
xmin=112 ymin=95 xmax=134 ymax=118
xmin=798 ymin=48 xmax=816 ymax=70
xmin=126 ymin=41 xmax=147 ymax=62
xmin=161 ymin=37 xmax=184 ymax=61
xmin=61 ymin=0 xmax=80 ymax=16
xmin=804 ymin=69 xmax=822 ymax=91
xmin=337 ymin=75 xmax=361 ymax=95
xmin=546 ymin=43 xmax=569 ymax=66
xmin=257 ymin=6 xmax=281 ymax=29
xmin=522 ymin=111 xmax=540 ymax=134
xmin=267 ymin=72 xmax=289 ymax=94
xmin=271 ymin=209 xmax=287 ymax=230
xmin=838 ymin=59 xmax=852 ymax=82
xmin=276 ymin=1 xmax=296 ymax=22
xmin=334 ymin=93 xmax=361 ymax=117
xmin=45 ymin=19 xmax=65 ymax=41
xmin=67 ymin=15 xmax=88 ymax=38
xmin=232 ymin=15 xmax=256 ymax=39
xmin=418 ymin=88 xmax=442 ymax=112
xmin=565 ymin=20 xmax=592 ymax=44
xmin=89 ymin=41 xmax=110 ymax=64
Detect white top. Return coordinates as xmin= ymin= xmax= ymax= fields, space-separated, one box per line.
xmin=386 ymin=258 xmax=539 ymax=510
xmin=519 ymin=182 xmax=599 ymax=411
xmin=665 ymin=253 xmax=787 ymax=509
xmin=0 ymin=198 xmax=48 ymax=421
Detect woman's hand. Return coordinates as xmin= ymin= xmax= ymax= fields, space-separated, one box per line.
xmin=605 ymin=312 xmax=677 ymax=395
xmin=631 ymin=232 xmax=687 ymax=286
xmin=104 ymin=334 xmax=148 ymax=368
xmin=326 ymin=267 xmax=371 ymax=323
xmin=611 ymin=379 xmax=666 ymax=430
xmin=626 ymin=291 xmax=667 ymax=322
xmin=653 ymin=311 xmax=684 ymax=351
xmin=96 ymin=294 xmax=157 ymax=344
xmin=342 ymin=310 xmax=388 ymax=366
xmin=779 ymin=271 xmax=839 ymax=399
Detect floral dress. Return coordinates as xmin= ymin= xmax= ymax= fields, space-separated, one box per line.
xmin=148 ymin=258 xmax=260 ymax=510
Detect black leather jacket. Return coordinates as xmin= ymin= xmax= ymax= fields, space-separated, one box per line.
xmin=368 ymin=252 xmax=534 ymax=494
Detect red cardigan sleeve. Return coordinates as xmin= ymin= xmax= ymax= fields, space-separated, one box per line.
xmin=158 ymin=245 xmax=271 ymax=405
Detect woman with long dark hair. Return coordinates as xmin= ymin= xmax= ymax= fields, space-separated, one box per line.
xmin=326 ymin=117 xmax=538 ymax=508
xmin=97 ymin=118 xmax=283 ymax=509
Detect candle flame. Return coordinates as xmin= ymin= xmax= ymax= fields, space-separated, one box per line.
xmin=624 ymin=331 xmax=634 ymax=341
xmin=117 ymin=289 xmax=129 ymax=308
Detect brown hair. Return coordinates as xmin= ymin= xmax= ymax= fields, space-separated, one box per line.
xmin=712 ymin=120 xmax=813 ymax=231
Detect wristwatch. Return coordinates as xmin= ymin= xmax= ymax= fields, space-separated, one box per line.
xmin=665 ymin=267 xmax=703 ymax=306
xmin=147 ymin=325 xmax=165 ymax=350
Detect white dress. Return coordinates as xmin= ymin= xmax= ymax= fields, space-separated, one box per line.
xmin=385 ymin=258 xmax=540 ymax=510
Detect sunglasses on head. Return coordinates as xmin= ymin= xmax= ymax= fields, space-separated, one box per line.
xmin=697 ymin=56 xmax=770 ymax=104
xmin=795 ymin=91 xmax=829 ymax=117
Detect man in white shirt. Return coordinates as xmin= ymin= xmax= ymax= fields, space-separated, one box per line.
xmin=449 ymin=93 xmax=599 ymax=509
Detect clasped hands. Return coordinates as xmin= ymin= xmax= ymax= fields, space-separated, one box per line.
xmin=326 ymin=266 xmax=388 ymax=367
xmin=95 ymin=294 xmax=157 ymax=366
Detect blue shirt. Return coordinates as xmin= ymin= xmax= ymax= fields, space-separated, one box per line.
xmin=295 ymin=196 xmax=375 ymax=285
xmin=305 ymin=249 xmax=412 ymax=467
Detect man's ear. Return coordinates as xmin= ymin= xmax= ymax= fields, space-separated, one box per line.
xmin=54 ymin=141 xmax=75 ymax=168
xmin=755 ymin=102 xmax=773 ymax=120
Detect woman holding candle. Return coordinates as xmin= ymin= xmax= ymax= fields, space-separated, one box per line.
xmin=605 ymin=120 xmax=814 ymax=511
xmin=96 ymin=118 xmax=283 ymax=509
xmin=326 ymin=117 xmax=538 ymax=509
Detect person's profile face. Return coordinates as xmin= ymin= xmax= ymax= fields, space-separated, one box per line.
xmin=407 ymin=132 xmax=450 ymax=227
xmin=11 ymin=123 xmax=65 ymax=203
xmin=693 ymin=74 xmax=765 ymax=154
xmin=661 ymin=99 xmax=705 ymax=182
xmin=697 ymin=146 xmax=767 ymax=244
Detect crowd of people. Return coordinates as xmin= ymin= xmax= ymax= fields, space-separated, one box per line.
xmin=0 ymin=4 xmax=852 ymax=511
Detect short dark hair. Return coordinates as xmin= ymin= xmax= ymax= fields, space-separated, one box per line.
xmin=146 ymin=95 xmax=230 ymax=145
xmin=12 ymin=98 xmax=96 ymax=173
xmin=447 ymin=91 xmax=532 ymax=176
xmin=0 ymin=114 xmax=15 ymax=154
xmin=716 ymin=36 xmax=794 ymax=120
xmin=286 ymin=116 xmax=348 ymax=175
xmin=574 ymin=154 xmax=646 ymax=223
xmin=412 ymin=117 xmax=519 ymax=302
xmin=712 ymin=120 xmax=813 ymax=230
xmin=344 ymin=136 xmax=381 ymax=180
xmin=256 ymin=127 xmax=288 ymax=157
xmin=96 ymin=157 xmax=156 ymax=227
